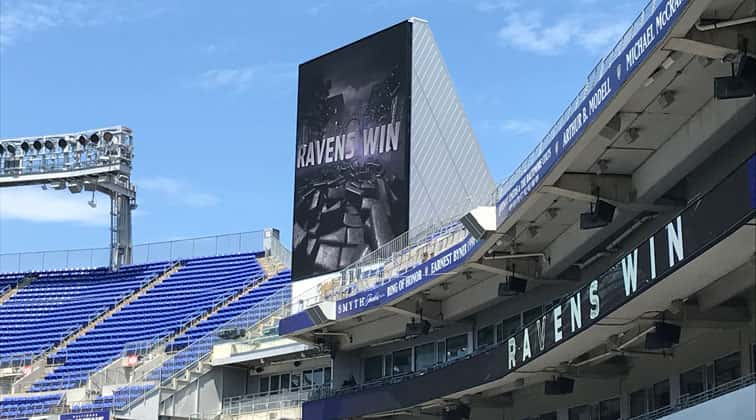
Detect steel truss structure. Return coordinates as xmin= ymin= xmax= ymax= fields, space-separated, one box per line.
xmin=0 ymin=126 xmax=136 ymax=269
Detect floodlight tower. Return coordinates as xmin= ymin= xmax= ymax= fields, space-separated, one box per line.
xmin=0 ymin=126 xmax=136 ymax=269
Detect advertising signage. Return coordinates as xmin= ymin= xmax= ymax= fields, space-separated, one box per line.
xmin=292 ymin=22 xmax=412 ymax=281
xmin=497 ymin=0 xmax=688 ymax=222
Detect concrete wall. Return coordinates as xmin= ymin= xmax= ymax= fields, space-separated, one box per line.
xmin=409 ymin=19 xmax=495 ymax=229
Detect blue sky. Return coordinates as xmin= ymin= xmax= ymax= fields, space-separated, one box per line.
xmin=0 ymin=0 xmax=646 ymax=255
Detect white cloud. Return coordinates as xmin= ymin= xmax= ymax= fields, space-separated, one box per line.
xmin=499 ymin=119 xmax=548 ymax=136
xmin=0 ymin=187 xmax=109 ymax=225
xmin=496 ymin=9 xmax=630 ymax=55
xmin=194 ymin=63 xmax=295 ymax=92
xmin=138 ymin=176 xmax=219 ymax=208
xmin=0 ymin=0 xmax=167 ymax=49
xmin=476 ymin=0 xmax=517 ymax=13
xmin=196 ymin=68 xmax=257 ymax=91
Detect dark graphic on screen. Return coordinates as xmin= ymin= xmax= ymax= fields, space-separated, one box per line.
xmin=292 ymin=22 xmax=411 ymax=281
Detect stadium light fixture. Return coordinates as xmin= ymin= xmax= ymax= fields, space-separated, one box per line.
xmin=44 ymin=140 xmax=55 ymax=151
xmin=20 ymin=141 xmax=31 ymax=154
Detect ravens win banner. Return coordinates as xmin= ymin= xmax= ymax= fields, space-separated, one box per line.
xmin=292 ymin=22 xmax=412 ymax=281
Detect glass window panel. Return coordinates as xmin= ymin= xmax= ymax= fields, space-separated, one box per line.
xmin=477 ymin=325 xmax=495 ymax=349
xmin=280 ymin=374 xmax=290 ymax=391
xmin=384 ymin=355 xmax=393 ymax=377
xmin=752 ymin=343 xmax=756 ymax=373
xmin=313 ymin=368 xmax=324 ymax=385
xmin=496 ymin=323 xmax=504 ymax=343
xmin=652 ymin=379 xmax=670 ymax=410
xmin=680 ymin=366 xmax=706 ymax=397
xmin=630 ymin=389 xmax=647 ymax=417
xmin=501 ymin=315 xmax=520 ymax=340
xmin=599 ymin=398 xmax=620 ymax=420
xmin=365 ymin=356 xmax=383 ymax=382
xmin=290 ymin=373 xmax=300 ymax=391
xmin=523 ymin=306 xmax=543 ymax=326
xmin=446 ymin=334 xmax=468 ymax=360
xmin=568 ymin=405 xmax=591 ymax=420
xmin=437 ymin=341 xmax=446 ymax=363
xmin=539 ymin=412 xmax=557 ymax=420
xmin=392 ymin=348 xmax=412 ymax=375
xmin=414 ymin=342 xmax=436 ymax=370
xmin=259 ymin=376 xmax=269 ymax=394
xmin=324 ymin=367 xmax=332 ymax=385
xmin=714 ymin=352 xmax=741 ymax=386
xmin=270 ymin=375 xmax=280 ymax=393
xmin=303 ymin=370 xmax=313 ymax=388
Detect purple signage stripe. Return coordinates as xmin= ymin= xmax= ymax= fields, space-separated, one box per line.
xmin=497 ymin=0 xmax=689 ymax=223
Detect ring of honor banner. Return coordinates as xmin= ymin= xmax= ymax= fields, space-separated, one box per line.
xmin=292 ymin=22 xmax=412 ymax=281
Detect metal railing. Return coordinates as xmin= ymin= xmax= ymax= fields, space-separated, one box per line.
xmin=0 ymin=230 xmax=266 ymax=273
xmin=494 ymin=0 xmax=664 ymax=205
xmin=223 ymin=388 xmax=323 ymax=417
xmin=628 ymin=372 xmax=756 ymax=420
xmin=113 ymin=285 xmax=295 ymax=412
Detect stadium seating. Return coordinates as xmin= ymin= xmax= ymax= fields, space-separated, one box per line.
xmin=30 ymin=253 xmax=265 ymax=391
xmin=0 ymin=393 xmax=63 ymax=419
xmin=0 ymin=272 xmax=28 ymax=294
xmin=0 ymin=263 xmax=169 ymax=365
xmin=70 ymin=384 xmax=154 ymax=412
xmin=165 ymin=269 xmax=292 ymax=352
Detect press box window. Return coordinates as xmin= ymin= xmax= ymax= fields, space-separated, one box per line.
xmin=477 ymin=325 xmax=495 ymax=349
xmin=392 ymin=348 xmax=412 ymax=375
xmin=414 ymin=342 xmax=436 ymax=370
xmin=446 ymin=334 xmax=468 ymax=361
xmin=680 ymin=366 xmax=706 ymax=397
xmin=652 ymin=379 xmax=670 ymax=410
xmin=598 ymin=397 xmax=620 ymax=420
xmin=714 ymin=352 xmax=741 ymax=386
xmin=629 ymin=389 xmax=647 ymax=417
xmin=364 ymin=356 xmax=383 ymax=382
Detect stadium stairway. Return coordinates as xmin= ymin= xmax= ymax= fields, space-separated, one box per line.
xmin=11 ymin=262 xmax=182 ymax=393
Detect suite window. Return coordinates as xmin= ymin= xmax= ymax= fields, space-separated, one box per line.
xmin=270 ymin=375 xmax=280 ymax=394
xmin=714 ymin=352 xmax=741 ymax=386
xmin=259 ymin=376 xmax=269 ymax=394
xmin=392 ymin=348 xmax=412 ymax=375
xmin=477 ymin=325 xmax=495 ymax=349
xmin=680 ymin=366 xmax=706 ymax=397
xmin=415 ymin=342 xmax=436 ymax=370
xmin=500 ymin=314 xmax=520 ymax=342
xmin=751 ymin=343 xmax=756 ymax=373
xmin=364 ymin=356 xmax=383 ymax=382
xmin=568 ymin=404 xmax=592 ymax=420
xmin=437 ymin=341 xmax=446 ymax=363
xmin=303 ymin=370 xmax=313 ymax=389
xmin=290 ymin=373 xmax=301 ymax=391
xmin=598 ymin=397 xmax=620 ymax=420
xmin=652 ymin=379 xmax=670 ymax=410
xmin=384 ymin=355 xmax=393 ymax=377
xmin=523 ymin=306 xmax=543 ymax=326
xmin=280 ymin=374 xmax=290 ymax=391
xmin=324 ymin=367 xmax=332 ymax=386
xmin=446 ymin=334 xmax=468 ymax=360
xmin=629 ymin=389 xmax=647 ymax=417
xmin=539 ymin=412 xmax=557 ymax=420
xmin=313 ymin=368 xmax=324 ymax=386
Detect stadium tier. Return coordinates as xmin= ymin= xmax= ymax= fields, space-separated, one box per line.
xmin=0 ymin=393 xmax=63 ymax=419
xmin=30 ymin=253 xmax=267 ymax=391
xmin=165 ymin=269 xmax=292 ymax=352
xmin=0 ymin=263 xmax=169 ymax=365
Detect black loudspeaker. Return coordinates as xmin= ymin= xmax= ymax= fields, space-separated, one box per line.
xmin=715 ymin=76 xmax=754 ymax=99
xmin=736 ymin=54 xmax=756 ymax=85
xmin=404 ymin=319 xmax=431 ymax=339
xmin=544 ymin=377 xmax=575 ymax=395
xmin=580 ymin=200 xmax=616 ymax=230
xmin=442 ymin=404 xmax=471 ymax=420
xmin=498 ymin=276 xmax=528 ymax=296
xmin=645 ymin=322 xmax=681 ymax=349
